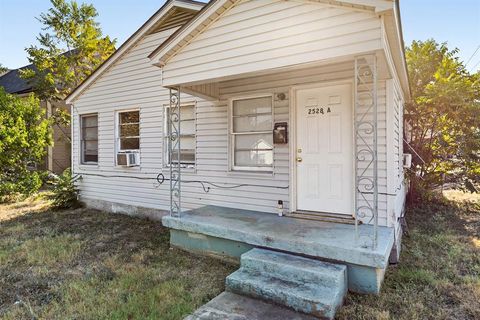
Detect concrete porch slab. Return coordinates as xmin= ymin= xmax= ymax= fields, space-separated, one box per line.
xmin=163 ymin=205 xmax=394 ymax=269
xmin=185 ymin=292 xmax=318 ymax=320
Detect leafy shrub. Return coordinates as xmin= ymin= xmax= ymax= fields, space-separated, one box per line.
xmin=0 ymin=171 xmax=46 ymax=203
xmin=0 ymin=88 xmax=51 ymax=202
xmin=51 ymin=168 xmax=80 ymax=209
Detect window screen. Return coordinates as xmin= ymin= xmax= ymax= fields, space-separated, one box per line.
xmin=118 ymin=110 xmax=140 ymax=151
xmin=164 ymin=105 xmax=196 ymax=167
xmin=81 ymin=114 xmax=98 ymax=164
xmin=231 ymin=97 xmax=273 ymax=170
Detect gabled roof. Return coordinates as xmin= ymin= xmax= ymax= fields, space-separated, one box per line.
xmin=148 ymin=0 xmax=394 ymax=65
xmin=0 ymin=65 xmax=35 ymax=95
xmin=65 ymin=0 xmax=205 ymax=104
xmin=0 ymin=49 xmax=79 ymax=96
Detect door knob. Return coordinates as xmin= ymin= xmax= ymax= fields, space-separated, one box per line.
xmin=296 ymin=157 xmax=302 ymax=163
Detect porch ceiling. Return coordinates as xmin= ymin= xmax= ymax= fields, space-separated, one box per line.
xmin=179 ymin=53 xmax=390 ymax=100
xmin=162 ymin=205 xmax=395 ymax=269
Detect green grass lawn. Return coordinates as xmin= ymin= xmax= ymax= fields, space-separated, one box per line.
xmin=0 ymin=191 xmax=478 ymax=319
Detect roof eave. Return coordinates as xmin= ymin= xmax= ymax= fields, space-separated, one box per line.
xmin=65 ymin=0 xmax=205 ymax=104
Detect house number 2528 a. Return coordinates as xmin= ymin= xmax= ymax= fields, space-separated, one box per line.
xmin=307 ymin=107 xmax=331 ymax=115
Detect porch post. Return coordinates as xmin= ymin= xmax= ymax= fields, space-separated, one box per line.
xmin=354 ymin=55 xmax=378 ymax=249
xmin=169 ymin=87 xmax=181 ymax=217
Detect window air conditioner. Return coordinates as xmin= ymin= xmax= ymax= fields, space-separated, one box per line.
xmin=117 ymin=152 xmax=139 ymax=167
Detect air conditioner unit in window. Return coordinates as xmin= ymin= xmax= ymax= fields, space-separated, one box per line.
xmin=403 ymin=153 xmax=412 ymax=169
xmin=117 ymin=152 xmax=139 ymax=167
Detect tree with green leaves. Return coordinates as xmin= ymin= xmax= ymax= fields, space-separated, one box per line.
xmin=405 ymin=40 xmax=480 ymax=196
xmin=0 ymin=63 xmax=8 ymax=74
xmin=0 ymin=88 xmax=52 ymax=202
xmin=21 ymin=0 xmax=116 ymax=101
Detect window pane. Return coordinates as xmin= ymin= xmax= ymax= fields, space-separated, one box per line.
xmin=171 ymin=150 xmax=195 ymax=163
xmin=84 ymin=154 xmax=98 ymax=162
xmin=120 ymin=123 xmax=139 ymax=137
xmin=233 ymin=97 xmax=271 ymax=116
xmin=235 ymin=150 xmax=273 ymax=167
xmin=180 ymin=136 xmax=195 ymax=149
xmin=81 ymin=115 xmax=98 ymax=164
xmin=235 ymin=134 xmax=273 ymax=150
xmin=164 ymin=105 xmax=196 ymax=166
xmin=120 ymin=137 xmax=139 ymax=150
xmin=120 ymin=111 xmax=139 ymax=124
xmin=181 ymin=120 xmax=195 ymax=135
xmin=233 ymin=114 xmax=272 ymax=132
xmin=84 ymin=141 xmax=98 ymax=153
xmin=181 ymin=106 xmax=195 ymax=120
xmin=82 ymin=115 xmax=97 ymax=127
xmin=83 ymin=127 xmax=98 ymax=140
xmin=83 ymin=140 xmax=98 ymax=163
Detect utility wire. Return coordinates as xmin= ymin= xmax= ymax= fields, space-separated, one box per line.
xmin=73 ymin=171 xmax=289 ymax=194
xmin=465 ymin=44 xmax=480 ymax=66
xmin=403 ymin=138 xmax=426 ymax=165
xmin=469 ymin=58 xmax=480 ymax=73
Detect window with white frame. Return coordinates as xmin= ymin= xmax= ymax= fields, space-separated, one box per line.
xmin=117 ymin=110 xmax=140 ymax=151
xmin=80 ymin=114 xmax=98 ymax=164
xmin=164 ymin=104 xmax=196 ymax=168
xmin=230 ymin=96 xmax=273 ymax=171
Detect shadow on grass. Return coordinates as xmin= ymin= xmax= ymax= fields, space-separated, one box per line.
xmin=0 ymin=206 xmax=237 ymax=320
xmin=337 ymin=194 xmax=480 ymax=320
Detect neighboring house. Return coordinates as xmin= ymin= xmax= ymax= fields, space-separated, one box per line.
xmin=66 ymin=0 xmax=410 ymax=318
xmin=0 ymin=65 xmax=71 ymax=174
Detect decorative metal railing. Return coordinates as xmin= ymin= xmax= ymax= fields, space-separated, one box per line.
xmin=354 ymin=55 xmax=378 ymax=249
xmin=169 ymin=87 xmax=181 ymax=217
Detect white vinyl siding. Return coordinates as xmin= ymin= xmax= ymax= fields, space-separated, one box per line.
xmin=230 ymin=96 xmax=274 ymax=171
xmin=71 ymin=7 xmax=399 ymax=228
xmin=73 ymin=57 xmax=390 ymax=224
xmin=161 ymin=0 xmax=382 ymax=86
xmin=386 ymin=78 xmax=406 ymax=228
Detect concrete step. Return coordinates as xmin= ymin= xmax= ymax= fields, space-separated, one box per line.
xmin=226 ymin=269 xmax=343 ymax=319
xmin=185 ymin=291 xmax=318 ymax=320
xmin=241 ymin=248 xmax=347 ymax=291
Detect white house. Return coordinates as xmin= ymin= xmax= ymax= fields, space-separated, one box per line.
xmin=66 ymin=0 xmax=410 ymax=318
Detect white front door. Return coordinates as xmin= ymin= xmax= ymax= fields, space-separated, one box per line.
xmin=295 ymin=84 xmax=353 ymax=215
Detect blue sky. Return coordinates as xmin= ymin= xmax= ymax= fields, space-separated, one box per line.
xmin=1 ymin=0 xmax=479 ymax=72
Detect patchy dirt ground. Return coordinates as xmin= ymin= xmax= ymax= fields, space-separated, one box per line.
xmin=0 ymin=192 xmax=479 ymax=319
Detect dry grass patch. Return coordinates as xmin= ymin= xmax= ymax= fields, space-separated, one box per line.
xmin=0 ymin=201 xmax=235 ymax=319
xmin=0 ymin=191 xmax=478 ymax=319
xmin=337 ymin=192 xmax=480 ymax=320
xmin=0 ymin=192 xmax=52 ymax=222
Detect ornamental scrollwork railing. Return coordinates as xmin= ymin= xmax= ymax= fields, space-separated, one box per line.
xmin=354 ymin=55 xmax=378 ymax=249
xmin=169 ymin=87 xmax=181 ymax=217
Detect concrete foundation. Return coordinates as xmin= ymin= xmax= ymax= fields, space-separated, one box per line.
xmin=81 ymin=197 xmax=168 ymax=222
xmin=166 ymin=205 xmax=395 ymax=295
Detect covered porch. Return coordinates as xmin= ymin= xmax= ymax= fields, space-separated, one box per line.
xmin=162 ymin=52 xmax=390 ymax=252
xmin=149 ymin=0 xmax=409 ymax=299
xmin=158 ymin=49 xmax=395 ymax=296
xmin=163 ymin=205 xmax=395 ymax=294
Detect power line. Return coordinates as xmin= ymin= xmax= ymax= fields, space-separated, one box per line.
xmin=470 ymin=59 xmax=480 ymax=72
xmin=465 ymin=44 xmax=480 ymax=66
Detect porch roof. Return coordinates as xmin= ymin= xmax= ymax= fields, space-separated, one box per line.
xmin=163 ymin=205 xmax=395 ymax=269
